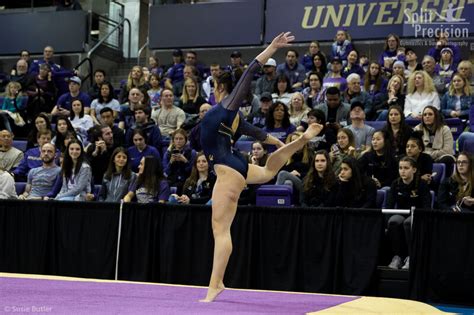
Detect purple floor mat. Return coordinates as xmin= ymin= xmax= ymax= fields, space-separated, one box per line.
xmin=1 ymin=276 xmax=359 ymax=314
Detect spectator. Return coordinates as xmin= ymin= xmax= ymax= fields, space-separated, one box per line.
xmin=148 ymin=55 xmax=164 ymax=78
xmin=69 ymin=99 xmax=94 ymax=144
xmin=125 ymin=104 xmax=162 ymax=150
xmin=342 ymin=50 xmax=365 ymax=79
xmin=90 ymin=81 xmax=121 ymax=125
xmin=202 ymin=63 xmax=221 ymax=105
xmin=438 ymin=47 xmax=457 ymax=84
xmin=10 ymin=59 xmax=34 ymax=92
xmin=438 ymin=152 xmax=474 ymax=212
xmin=18 ymin=143 xmax=61 ymax=200
xmin=0 ymin=169 xmax=16 ymax=200
xmin=405 ymin=47 xmax=423 ymax=75
xmin=276 ymin=49 xmax=306 ymax=90
xmin=87 ymin=69 xmax=107 ymax=100
xmin=246 ymin=92 xmax=272 ymax=129
xmin=414 ymin=106 xmax=455 ymax=176
xmin=299 ymin=109 xmax=337 ymax=152
xmin=288 ymin=92 xmax=310 ymax=127
xmin=314 ymin=86 xmax=350 ymax=127
xmin=378 ymin=34 xmax=400 ymax=71
xmin=184 ymin=50 xmax=206 ymax=79
xmin=0 ymin=130 xmax=24 ymax=171
xmin=428 ymin=32 xmax=461 ymax=65
xmin=118 ymin=88 xmax=146 ymax=130
xmin=301 ymin=150 xmax=338 ymax=207
xmin=26 ymin=63 xmax=56 ymax=119
xmin=457 ymin=60 xmax=473 ymax=89
xmin=171 ymin=152 xmax=216 ymax=205
xmin=13 ymin=129 xmax=55 ymax=181
xmin=27 ymin=112 xmax=53 ymax=149
xmin=405 ymin=132 xmax=434 ymax=185
xmin=188 ymin=103 xmax=212 ymax=152
xmin=421 ymin=55 xmax=446 ymax=95
xmin=345 ymin=101 xmax=375 ymax=151
xmin=162 ymin=128 xmax=196 ymax=194
xmin=404 ymin=71 xmax=440 ymax=119
xmin=330 ymin=29 xmax=353 ymax=66
xmin=52 ymin=117 xmax=81 ymax=153
xmin=86 ymin=125 xmax=117 ymax=184
xmin=178 ymin=76 xmax=206 ymax=115
xmin=98 ymin=147 xmax=137 ymax=202
xmin=302 ymin=71 xmax=325 ymax=108
xmin=440 ymin=72 xmax=473 ymax=119
xmin=275 ymin=131 xmax=313 ymax=204
xmin=28 ymin=46 xmax=62 ymax=75
xmin=99 ymin=107 xmax=125 ymax=147
xmin=0 ymin=81 xmax=27 ymax=132
xmin=391 ymin=60 xmax=408 ymax=81
xmin=386 ymin=156 xmax=431 ymax=270
xmin=164 ymin=49 xmax=185 ymax=97
xmin=227 ymin=50 xmax=246 ymax=74
xmin=342 ymin=73 xmax=372 ymax=117
xmin=248 ymin=141 xmax=269 ymax=166
xmin=382 ymin=105 xmax=413 ymax=158
xmin=51 ymin=76 xmax=91 ymax=117
xmin=123 ymin=156 xmax=170 ymax=203
xmin=271 ymin=74 xmax=293 ymax=107
xmin=308 ymin=52 xmax=328 ymax=78
xmin=127 ymin=128 xmax=161 ymax=173
xmin=147 ymin=73 xmax=163 ymax=109
xmin=264 ymin=101 xmax=296 ymax=141
xmin=330 ymin=128 xmax=357 ymax=173
xmin=119 ymin=66 xmax=150 ymax=103
xmin=323 ymin=56 xmax=347 ymax=92
xmin=333 ymin=156 xmax=377 ymax=208
xmin=56 ymin=0 xmax=82 ymax=10
xmin=255 ymin=58 xmax=277 ymax=98
xmin=301 ymin=41 xmax=321 ymax=72
xmin=52 ymin=140 xmax=92 ymax=201
xmin=151 ymin=88 xmax=186 ymax=139
xmin=372 ymin=74 xmax=405 ymax=121
xmin=358 ymin=130 xmax=398 ymax=189
xmin=363 ymin=62 xmax=387 ymax=100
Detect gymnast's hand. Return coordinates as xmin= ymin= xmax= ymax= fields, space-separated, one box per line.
xmin=270 ymin=32 xmax=295 ymax=49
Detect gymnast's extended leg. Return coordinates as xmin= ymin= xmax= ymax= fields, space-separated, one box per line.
xmin=200 ymin=164 xmax=246 ymax=302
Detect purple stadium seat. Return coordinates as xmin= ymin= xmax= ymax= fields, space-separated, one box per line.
xmin=431 ymin=163 xmax=446 ymax=188
xmin=365 ymin=121 xmax=386 ymax=131
xmin=13 ymin=140 xmax=27 ymax=152
xmin=15 ymin=182 xmax=26 ymax=195
xmin=234 ymin=141 xmax=253 ymax=154
xmin=445 ymin=118 xmax=464 ymax=140
xmin=376 ymin=189 xmax=386 ymax=208
xmin=463 ymin=138 xmax=474 ymax=154
xmin=256 ymin=185 xmax=293 ymax=207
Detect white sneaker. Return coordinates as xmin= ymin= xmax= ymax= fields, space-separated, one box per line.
xmin=402 ymin=256 xmax=410 ymax=270
xmin=388 ymin=255 xmax=402 ymax=269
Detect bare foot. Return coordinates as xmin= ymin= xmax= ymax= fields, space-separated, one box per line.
xmin=302 ymin=123 xmax=323 ymax=141
xmin=199 ymin=283 xmax=225 ymax=302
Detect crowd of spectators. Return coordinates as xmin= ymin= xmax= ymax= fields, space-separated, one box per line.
xmin=1 ymin=30 xmax=474 ymax=269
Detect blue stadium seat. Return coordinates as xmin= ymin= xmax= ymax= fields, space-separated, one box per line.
xmin=170 ymin=186 xmax=177 ymax=194
xmin=445 ymin=118 xmax=464 ymax=140
xmin=15 ymin=182 xmax=27 ymax=195
xmin=13 ymin=140 xmax=27 ymax=152
xmin=93 ymin=185 xmax=102 ymax=200
xmin=431 ymin=163 xmax=446 ymax=188
xmin=463 ymin=138 xmax=474 ymax=154
xmin=256 ymin=185 xmax=293 ymax=207
xmin=405 ymin=119 xmax=421 ymax=127
xmin=234 ymin=140 xmax=253 ymax=154
xmin=376 ymin=189 xmax=387 ymax=208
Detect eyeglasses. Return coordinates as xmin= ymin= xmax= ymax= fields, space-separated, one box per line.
xmin=457 ymin=160 xmax=469 ymax=165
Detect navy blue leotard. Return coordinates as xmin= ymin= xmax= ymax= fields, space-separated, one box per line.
xmin=200 ymin=60 xmax=268 ymax=178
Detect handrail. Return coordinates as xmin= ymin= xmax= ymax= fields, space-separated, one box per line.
xmin=137 ymin=39 xmax=149 ymax=66
xmin=72 ymin=57 xmax=93 ymax=88
xmin=86 ymin=17 xmax=132 ymax=60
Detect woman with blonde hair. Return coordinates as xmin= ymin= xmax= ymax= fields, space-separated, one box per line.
xmin=372 ymin=74 xmax=405 ymax=121
xmin=440 ymin=72 xmax=473 ymax=119
xmin=179 ymin=76 xmax=206 ymax=115
xmin=404 ymin=70 xmax=440 ymax=119
xmin=0 ymin=81 xmax=27 ymax=132
xmin=288 ymin=92 xmax=310 ymax=127
xmin=118 ymin=65 xmax=150 ymax=103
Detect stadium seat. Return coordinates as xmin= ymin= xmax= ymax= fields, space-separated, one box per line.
xmin=463 ymin=138 xmax=474 ymax=154
xmin=93 ymin=185 xmax=101 ymax=200
xmin=430 ymin=190 xmax=435 ymax=209
xmin=376 ymin=189 xmax=387 ymax=208
xmin=365 ymin=121 xmax=386 ymax=131
xmin=170 ymin=186 xmax=177 ymax=194
xmin=445 ymin=118 xmax=464 ymax=140
xmin=234 ymin=141 xmax=253 ymax=154
xmin=431 ymin=163 xmax=446 ymax=188
xmin=256 ymin=185 xmax=293 ymax=207
xmin=405 ymin=119 xmax=421 ymax=127
xmin=15 ymin=182 xmax=27 ymax=195
xmin=13 ymin=140 xmax=27 ymax=152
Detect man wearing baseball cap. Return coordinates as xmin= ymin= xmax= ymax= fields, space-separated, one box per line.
xmin=345 ymin=101 xmax=375 ymax=151
xmin=255 ymin=58 xmax=277 ymax=97
xmin=246 ymin=92 xmax=273 ymax=128
xmin=51 ymin=75 xmax=91 ymax=117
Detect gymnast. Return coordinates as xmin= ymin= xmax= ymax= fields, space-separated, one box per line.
xmin=200 ymin=32 xmax=323 ymax=302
